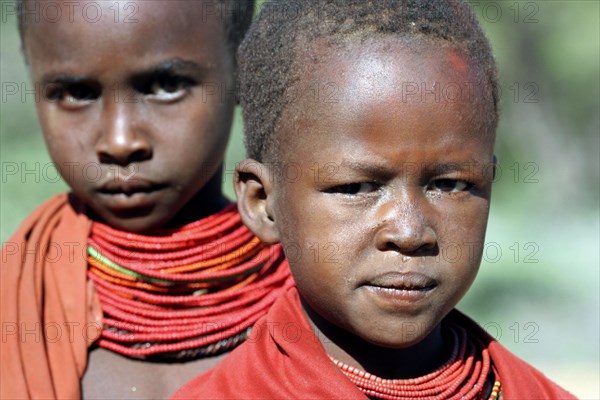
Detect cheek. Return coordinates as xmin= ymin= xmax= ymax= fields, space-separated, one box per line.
xmin=437 ymin=198 xmax=489 ymax=237
xmin=149 ymin=107 xmax=232 ymax=180
xmin=33 ymin=103 xmax=100 ymax=196
xmin=39 ymin=120 xmax=88 ymax=180
xmin=435 ymin=201 xmax=490 ymax=270
xmin=280 ymin=219 xmax=360 ymax=293
xmin=279 ymin=201 xmax=339 ymax=254
xmin=276 ymin=185 xmax=374 ymax=267
xmin=171 ymin=102 xmax=232 ymax=151
xmin=37 ymin=100 xmax=95 ymax=151
xmin=276 ymin=189 xmax=329 ymax=269
xmin=36 ymin=104 xmax=61 ymax=145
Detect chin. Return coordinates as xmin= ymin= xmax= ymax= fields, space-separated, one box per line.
xmin=95 ymin=211 xmax=170 ymax=233
xmin=353 ymin=317 xmax=439 ymax=350
xmin=363 ymin=331 xmax=428 ymax=349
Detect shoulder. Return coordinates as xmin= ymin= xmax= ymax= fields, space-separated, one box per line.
xmin=0 ymin=192 xmax=91 ymax=399
xmin=2 ymin=193 xmax=67 ymax=251
xmin=2 ymin=193 xmax=89 ymax=257
xmin=171 ymin=289 xmax=302 ymax=399
xmin=449 ymin=310 xmax=577 ymax=399
xmin=171 ymin=288 xmax=365 ymax=400
xmin=3 ymin=193 xmax=71 ymax=242
xmin=488 ymin=341 xmax=577 ymax=399
xmin=171 ymin=304 xmax=286 ymax=399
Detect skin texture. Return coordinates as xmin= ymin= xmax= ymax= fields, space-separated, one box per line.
xmin=236 ymin=38 xmax=496 ymax=379
xmin=22 ymin=0 xmax=236 ymax=396
xmin=24 ymin=0 xmax=234 ymax=233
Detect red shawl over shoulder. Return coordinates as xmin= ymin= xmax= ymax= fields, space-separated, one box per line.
xmin=173 ymin=287 xmax=576 ymax=400
xmin=1 ymin=194 xmax=102 ymax=399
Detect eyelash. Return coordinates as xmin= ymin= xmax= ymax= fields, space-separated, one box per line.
xmin=138 ymin=74 xmax=196 ymax=101
xmin=325 ymin=182 xmax=381 ymax=195
xmin=46 ymin=83 xmax=100 ymax=105
xmin=46 ymin=74 xmax=196 ymax=107
xmin=426 ymin=178 xmax=473 ymax=194
xmin=325 ymin=179 xmax=473 ymax=197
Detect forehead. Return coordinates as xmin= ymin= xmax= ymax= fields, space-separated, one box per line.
xmin=293 ymin=37 xmax=487 ymax=114
xmin=23 ymin=0 xmax=226 ymax=70
xmin=277 ymin=37 xmax=494 ymax=161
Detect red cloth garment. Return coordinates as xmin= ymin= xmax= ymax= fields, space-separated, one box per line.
xmin=173 ymin=287 xmax=365 ymax=400
xmin=1 ymin=194 xmax=101 ymax=399
xmin=449 ymin=312 xmax=577 ymax=400
xmin=173 ymin=287 xmax=576 ymax=400
xmin=1 ymin=193 xmax=294 ymax=399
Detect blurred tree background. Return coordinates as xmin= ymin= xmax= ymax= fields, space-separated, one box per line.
xmin=1 ymin=0 xmax=598 ymax=397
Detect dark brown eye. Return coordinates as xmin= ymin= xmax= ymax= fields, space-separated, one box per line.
xmin=429 ymin=179 xmax=471 ymax=193
xmin=148 ymin=75 xmax=194 ymax=101
xmin=46 ymin=82 xmax=100 ymax=108
xmin=327 ymin=182 xmax=379 ymax=195
xmin=48 ymin=84 xmax=98 ymax=101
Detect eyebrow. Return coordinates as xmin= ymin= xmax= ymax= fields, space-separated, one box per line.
xmin=336 ymin=160 xmax=395 ymax=178
xmin=39 ymin=58 xmax=209 ymax=85
xmin=425 ymin=161 xmax=482 ymax=176
xmin=138 ymin=58 xmax=210 ymax=77
xmin=40 ymin=73 xmax=93 ymax=86
xmin=427 ymin=161 xmax=469 ymax=172
xmin=337 ymin=159 xmax=482 ymax=177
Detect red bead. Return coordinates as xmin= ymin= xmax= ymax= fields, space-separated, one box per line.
xmin=88 ymin=203 xmax=293 ymax=358
xmin=329 ymin=324 xmax=500 ymax=400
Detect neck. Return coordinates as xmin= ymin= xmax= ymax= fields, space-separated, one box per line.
xmin=301 ymin=299 xmax=448 ymax=379
xmin=164 ymin=168 xmax=230 ymax=229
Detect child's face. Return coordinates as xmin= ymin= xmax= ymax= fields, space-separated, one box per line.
xmin=24 ymin=0 xmax=234 ymax=232
xmin=271 ymin=39 xmax=495 ymax=349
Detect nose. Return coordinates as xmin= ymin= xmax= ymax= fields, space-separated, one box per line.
xmin=374 ymin=191 xmax=437 ymax=256
xmin=96 ymin=97 xmax=152 ymax=166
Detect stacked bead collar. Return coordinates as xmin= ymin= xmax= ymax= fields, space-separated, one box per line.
xmin=330 ymin=323 xmax=502 ymax=400
xmin=87 ymin=203 xmax=293 ymax=359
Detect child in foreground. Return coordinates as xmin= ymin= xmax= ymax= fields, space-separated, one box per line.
xmin=173 ymin=1 xmax=575 ymax=399
xmin=1 ymin=1 xmax=292 ymax=399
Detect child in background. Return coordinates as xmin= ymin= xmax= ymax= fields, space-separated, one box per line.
xmin=1 ymin=1 xmax=292 ymax=398
xmin=173 ymin=0 xmax=575 ymax=398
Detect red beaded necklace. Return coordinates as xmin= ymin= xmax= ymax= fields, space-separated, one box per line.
xmin=329 ymin=323 xmax=502 ymax=400
xmin=87 ymin=203 xmax=294 ymax=359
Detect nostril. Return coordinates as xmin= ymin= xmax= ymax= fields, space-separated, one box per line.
xmin=129 ymin=148 xmax=152 ymax=163
xmin=418 ymin=242 xmax=439 ymax=257
xmin=384 ymin=241 xmax=402 ymax=252
xmin=97 ymin=151 xmax=115 ymax=165
xmin=97 ymin=147 xmax=151 ymax=166
xmin=377 ymin=223 xmax=438 ymax=256
xmin=96 ymin=132 xmax=152 ymax=165
xmin=385 ymin=241 xmax=439 ymax=258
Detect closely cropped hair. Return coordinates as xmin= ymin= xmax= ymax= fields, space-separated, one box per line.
xmin=239 ymin=0 xmax=499 ymax=162
xmin=16 ymin=0 xmax=255 ymax=61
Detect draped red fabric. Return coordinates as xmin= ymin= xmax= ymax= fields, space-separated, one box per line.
xmin=448 ymin=312 xmax=576 ymax=400
xmin=1 ymin=193 xmax=295 ymax=399
xmin=172 ymin=287 xmax=365 ymax=400
xmin=1 ymin=194 xmax=102 ymax=399
xmin=173 ymin=287 xmax=576 ymax=400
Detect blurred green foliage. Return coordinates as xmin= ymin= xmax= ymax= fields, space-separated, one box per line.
xmin=1 ymin=0 xmax=598 ymax=396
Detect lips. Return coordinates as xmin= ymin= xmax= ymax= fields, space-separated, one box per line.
xmin=361 ymin=272 xmax=437 ymax=307
xmin=364 ymin=272 xmax=437 ymax=291
xmin=96 ymin=177 xmax=167 ymax=211
xmin=98 ymin=177 xmax=166 ymax=196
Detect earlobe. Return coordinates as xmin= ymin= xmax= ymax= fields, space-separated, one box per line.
xmin=234 ymin=159 xmax=281 ymax=244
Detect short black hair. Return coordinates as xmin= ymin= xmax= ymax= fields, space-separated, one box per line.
xmin=16 ymin=0 xmax=256 ymax=63
xmin=239 ymin=0 xmax=499 ymax=162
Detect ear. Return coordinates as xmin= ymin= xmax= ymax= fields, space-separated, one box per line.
xmin=492 ymin=155 xmax=498 ymax=180
xmin=234 ymin=159 xmax=280 ymax=244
